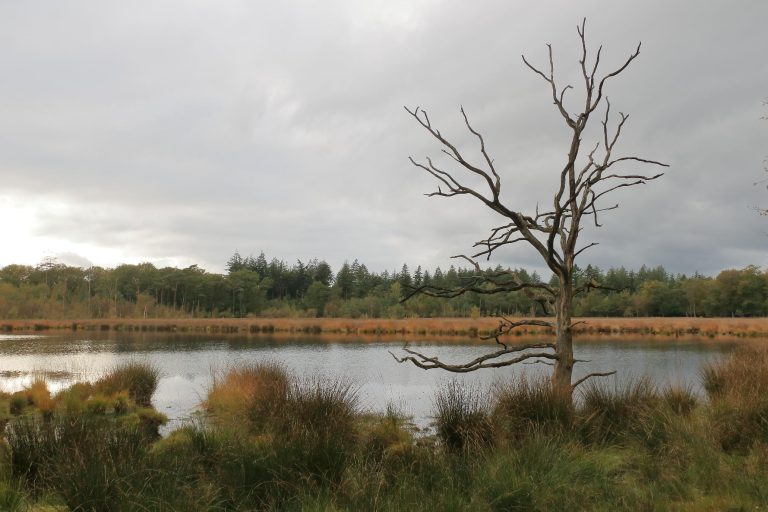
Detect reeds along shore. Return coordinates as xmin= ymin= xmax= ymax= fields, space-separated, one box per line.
xmin=2 ymin=347 xmax=768 ymax=510
xmin=3 ymin=316 xmax=768 ymax=339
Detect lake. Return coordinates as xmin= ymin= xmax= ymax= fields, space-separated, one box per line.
xmin=0 ymin=332 xmax=732 ymax=432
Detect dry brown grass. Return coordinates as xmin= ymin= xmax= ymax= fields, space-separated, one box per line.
xmin=24 ymin=379 xmax=56 ymax=415
xmin=701 ymin=343 xmax=768 ymax=451
xmin=204 ymin=362 xmax=290 ymax=425
xmin=2 ymin=316 xmax=768 ymax=340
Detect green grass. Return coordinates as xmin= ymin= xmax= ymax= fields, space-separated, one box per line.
xmin=492 ymin=374 xmax=574 ymax=442
xmin=3 ymin=348 xmax=768 ymax=510
xmin=433 ymin=380 xmax=493 ymax=452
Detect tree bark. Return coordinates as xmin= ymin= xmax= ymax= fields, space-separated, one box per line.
xmin=552 ymin=282 xmax=574 ymax=396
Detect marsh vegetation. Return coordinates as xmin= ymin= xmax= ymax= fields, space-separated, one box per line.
xmin=0 ymin=346 xmax=767 ymax=510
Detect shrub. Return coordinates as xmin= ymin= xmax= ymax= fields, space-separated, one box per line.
xmin=203 ymin=364 xmax=360 ymax=487
xmin=433 ymin=380 xmax=493 ymax=452
xmin=280 ymin=377 xmax=359 ymax=439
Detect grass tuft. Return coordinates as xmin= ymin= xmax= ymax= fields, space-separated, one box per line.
xmin=578 ymin=375 xmax=661 ymax=445
xmin=94 ymin=361 xmax=160 ymax=407
xmin=205 ymin=361 xmax=289 ymax=429
xmin=492 ymin=375 xmax=574 ymax=441
xmin=701 ymin=346 xmax=768 ymax=452
xmin=433 ymin=380 xmax=493 ymax=452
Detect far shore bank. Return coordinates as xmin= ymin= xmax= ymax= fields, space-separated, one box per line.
xmin=1 ymin=316 xmax=768 ymax=340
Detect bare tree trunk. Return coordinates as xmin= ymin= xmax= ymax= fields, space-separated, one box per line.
xmin=553 ymin=284 xmax=574 ymax=396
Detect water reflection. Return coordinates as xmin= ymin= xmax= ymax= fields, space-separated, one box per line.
xmin=0 ymin=332 xmax=732 ymax=432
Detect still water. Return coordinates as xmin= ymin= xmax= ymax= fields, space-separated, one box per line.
xmin=0 ymin=332 xmax=731 ymax=432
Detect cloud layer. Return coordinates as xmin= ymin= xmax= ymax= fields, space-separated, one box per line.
xmin=1 ymin=1 xmax=766 ymax=276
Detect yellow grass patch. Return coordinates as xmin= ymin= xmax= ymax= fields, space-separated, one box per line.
xmin=204 ymin=363 xmax=289 ymax=424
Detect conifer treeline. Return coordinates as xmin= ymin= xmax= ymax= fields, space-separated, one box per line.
xmin=0 ymin=252 xmax=765 ymax=319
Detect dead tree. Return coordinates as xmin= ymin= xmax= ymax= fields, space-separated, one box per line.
xmin=392 ymin=20 xmax=667 ymax=398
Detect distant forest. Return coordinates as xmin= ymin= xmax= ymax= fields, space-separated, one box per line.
xmin=0 ymin=251 xmax=765 ymax=319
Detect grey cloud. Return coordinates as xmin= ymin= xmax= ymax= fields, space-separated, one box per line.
xmin=0 ymin=1 xmax=766 ymax=277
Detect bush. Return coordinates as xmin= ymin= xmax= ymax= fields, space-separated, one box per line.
xmin=56 ymin=382 xmax=93 ymax=415
xmin=135 ymin=407 xmax=168 ymax=439
xmin=433 ymin=380 xmax=493 ymax=452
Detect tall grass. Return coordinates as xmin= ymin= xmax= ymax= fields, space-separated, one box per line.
xmin=578 ymin=375 xmax=662 ymax=445
xmin=203 ymin=363 xmax=361 ymax=494
xmin=492 ymin=375 xmax=574 ymax=441
xmin=205 ymin=361 xmax=289 ymax=429
xmin=94 ymin=361 xmax=160 ymax=407
xmin=702 ymin=345 xmax=768 ymax=451
xmin=6 ymin=347 xmax=768 ymax=510
xmin=433 ymin=380 xmax=493 ymax=452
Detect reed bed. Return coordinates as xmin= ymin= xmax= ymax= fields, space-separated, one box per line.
xmin=4 ymin=316 xmax=768 ymax=340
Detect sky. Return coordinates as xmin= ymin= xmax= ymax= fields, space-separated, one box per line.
xmin=0 ymin=1 xmax=766 ymax=277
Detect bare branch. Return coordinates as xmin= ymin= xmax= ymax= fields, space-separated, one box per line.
xmin=480 ymin=318 xmax=554 ymax=341
xmin=521 ymin=45 xmax=576 ymax=128
xmin=572 ymin=371 xmax=617 ymax=391
xmin=573 ymin=242 xmax=599 ymax=259
xmin=390 ymin=344 xmax=557 ymax=373
xmin=523 ymin=360 xmax=555 ymax=367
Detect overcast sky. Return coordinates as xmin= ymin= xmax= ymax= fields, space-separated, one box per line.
xmin=0 ymin=1 xmax=766 ymax=277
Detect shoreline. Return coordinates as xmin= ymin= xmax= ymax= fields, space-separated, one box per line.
xmin=1 ymin=316 xmax=768 ymax=340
